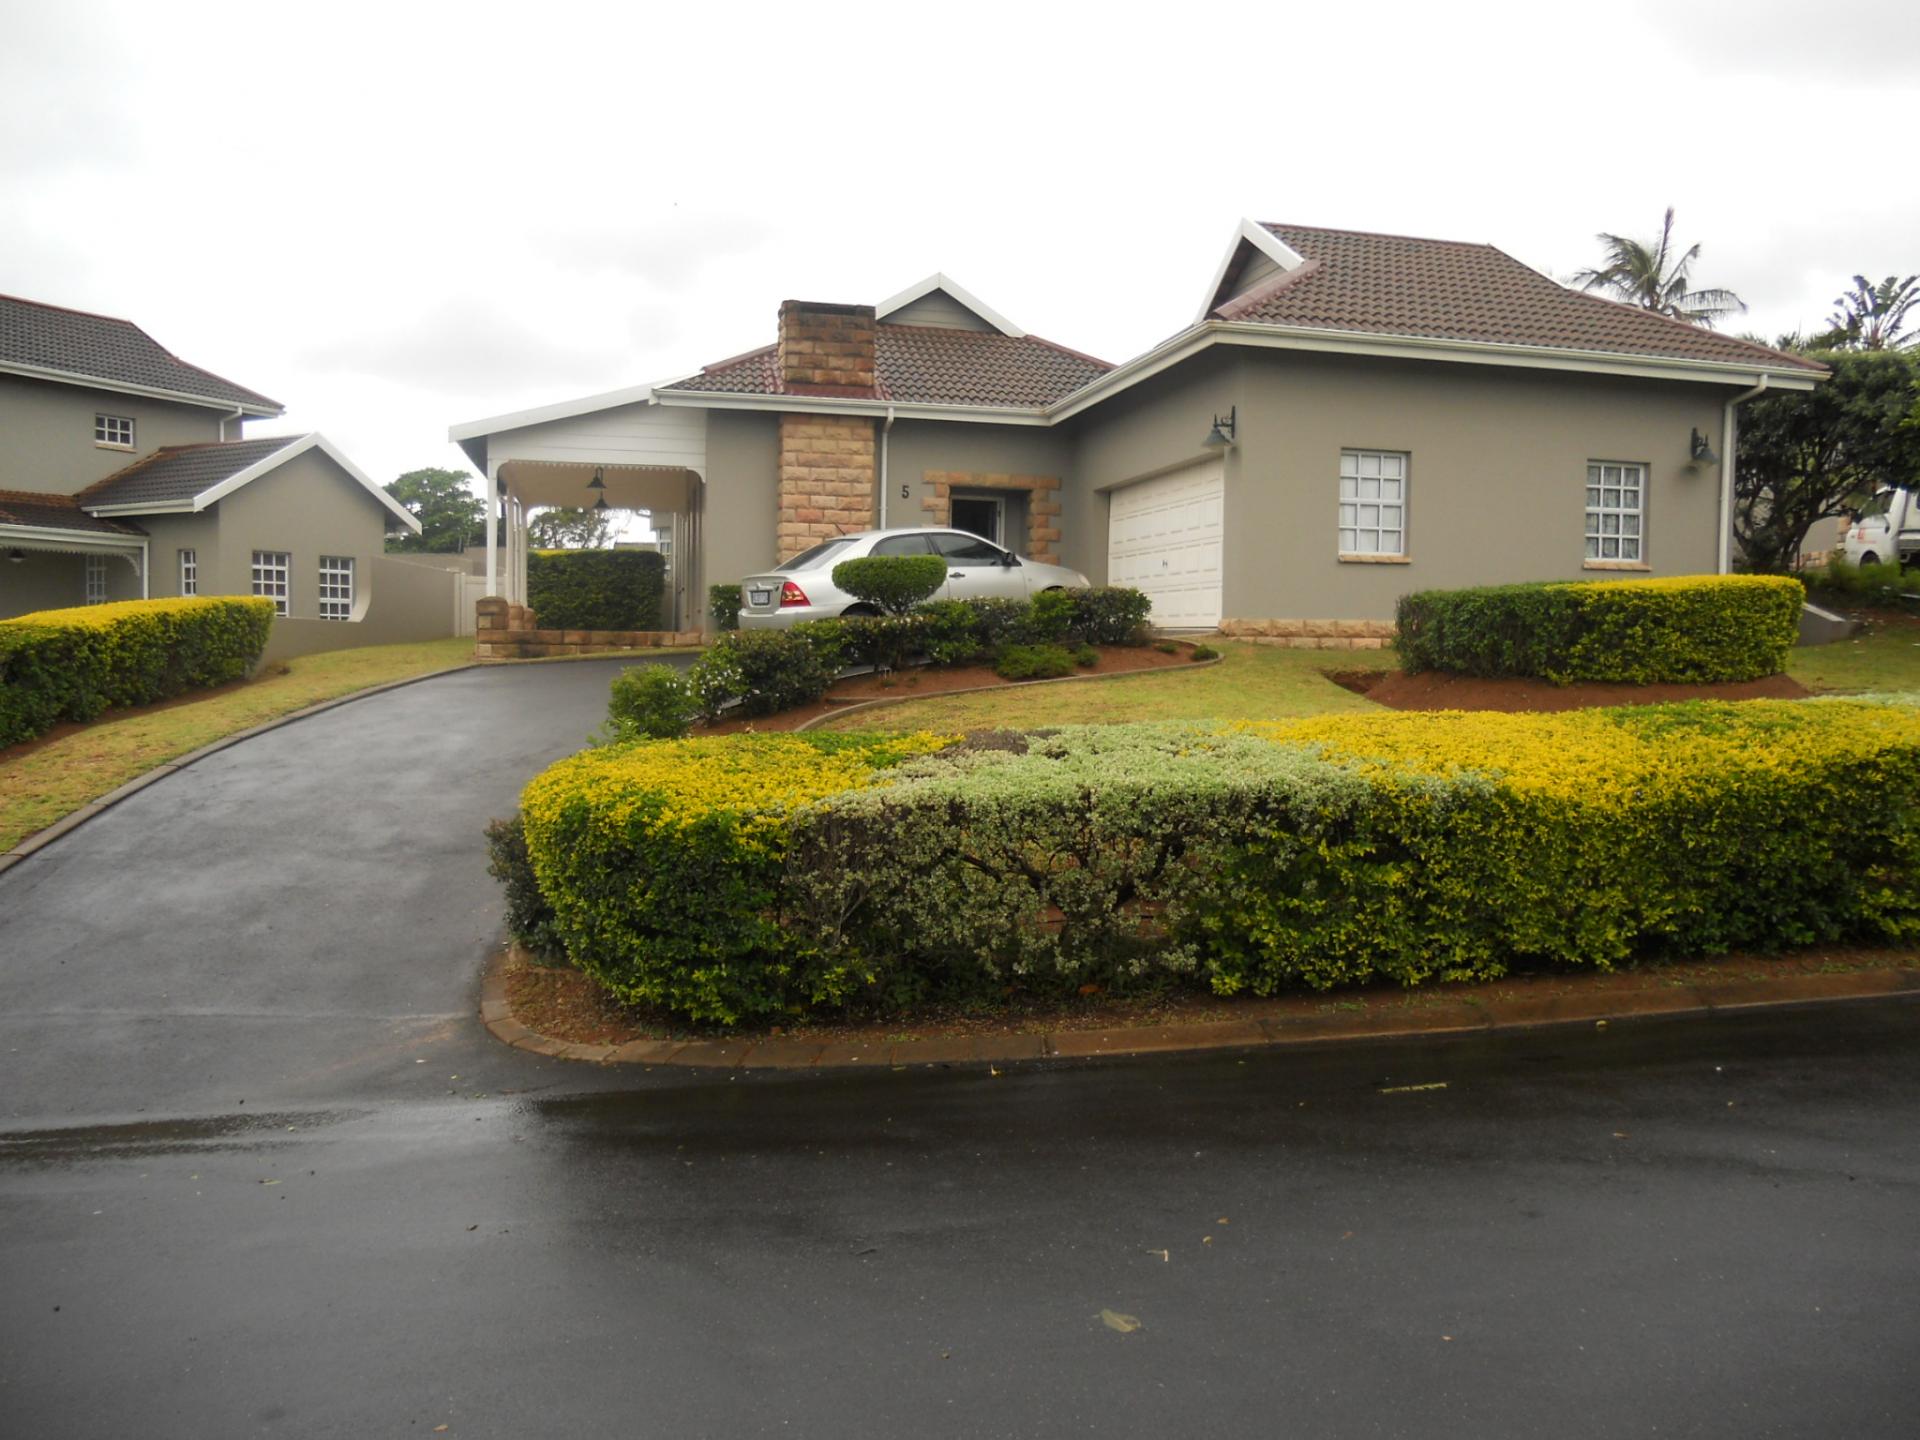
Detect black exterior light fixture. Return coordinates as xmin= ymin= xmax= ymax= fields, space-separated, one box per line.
xmin=586 ymin=466 xmax=606 ymax=491
xmin=1203 ymin=406 xmax=1237 ymax=449
xmin=1689 ymin=428 xmax=1720 ymax=465
xmin=6 ymin=548 xmax=24 ymax=564
xmin=591 ymin=493 xmax=610 ymax=512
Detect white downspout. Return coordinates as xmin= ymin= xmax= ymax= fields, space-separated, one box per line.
xmin=1717 ymin=376 xmax=1769 ymax=574
xmin=878 ymin=406 xmax=896 ymax=528
xmin=217 ymin=404 xmax=245 ymax=442
xmin=139 ymin=539 xmax=150 ymax=598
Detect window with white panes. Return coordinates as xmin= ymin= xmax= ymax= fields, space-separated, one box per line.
xmin=1585 ymin=462 xmax=1645 ymax=562
xmin=179 ymin=548 xmax=197 ymax=596
xmin=318 ymin=555 xmax=354 ymax=620
xmin=1338 ymin=450 xmax=1408 ymax=556
xmin=94 ymin=414 xmax=134 ymax=448
xmin=84 ymin=555 xmax=108 ymax=604
xmin=252 ymin=550 xmax=290 ymax=616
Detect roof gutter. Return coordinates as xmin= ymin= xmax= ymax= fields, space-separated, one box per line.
xmin=1718 ymin=376 xmax=1769 ymax=574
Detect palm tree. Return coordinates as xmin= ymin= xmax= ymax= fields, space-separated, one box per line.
xmin=1821 ymin=274 xmax=1920 ymax=350
xmin=1571 ymin=206 xmax=1746 ymax=327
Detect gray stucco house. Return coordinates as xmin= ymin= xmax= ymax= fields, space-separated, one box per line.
xmin=0 ymin=294 xmax=458 ymax=657
xmin=449 ymin=219 xmax=1825 ymax=638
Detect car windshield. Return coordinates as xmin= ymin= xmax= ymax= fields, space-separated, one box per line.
xmin=777 ymin=539 xmax=858 ymax=572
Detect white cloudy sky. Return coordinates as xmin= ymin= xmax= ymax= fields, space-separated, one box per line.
xmin=4 ymin=0 xmax=1915 ymax=522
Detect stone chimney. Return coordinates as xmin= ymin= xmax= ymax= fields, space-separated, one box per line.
xmin=777 ymin=300 xmax=877 ymax=396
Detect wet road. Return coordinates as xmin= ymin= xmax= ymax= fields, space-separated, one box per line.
xmin=3 ymin=659 xmax=1918 ymax=1436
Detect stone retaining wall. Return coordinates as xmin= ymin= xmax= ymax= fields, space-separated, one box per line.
xmin=1218 ymin=617 xmax=1396 ymax=651
xmin=474 ymin=597 xmax=701 ymax=659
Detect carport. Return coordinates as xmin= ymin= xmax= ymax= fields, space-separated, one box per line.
xmin=448 ymin=388 xmax=707 ymax=631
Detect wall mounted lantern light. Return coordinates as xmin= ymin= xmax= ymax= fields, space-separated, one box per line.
xmin=1203 ymin=406 xmax=1237 ymax=450
xmin=6 ymin=548 xmax=25 ymax=564
xmin=1689 ymin=428 xmax=1720 ymax=465
xmin=587 ymin=466 xmax=606 ymax=490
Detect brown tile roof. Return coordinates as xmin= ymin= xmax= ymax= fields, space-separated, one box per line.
xmin=1217 ymin=223 xmax=1823 ymax=373
xmin=79 ymin=435 xmax=302 ymax=511
xmin=0 ymin=489 xmax=146 ymax=536
xmin=663 ymin=325 xmax=1112 ymax=408
xmin=0 ymin=293 xmax=283 ymax=411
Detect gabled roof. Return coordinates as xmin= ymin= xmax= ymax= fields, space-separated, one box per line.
xmin=79 ymin=433 xmax=421 ymax=532
xmin=1203 ymin=222 xmax=1824 ymax=375
xmin=875 ymin=273 xmax=1026 ymax=337
xmin=0 ymin=294 xmax=283 ymax=413
xmin=0 ymin=489 xmax=145 ymax=537
xmin=662 ymin=325 xmax=1110 ymax=409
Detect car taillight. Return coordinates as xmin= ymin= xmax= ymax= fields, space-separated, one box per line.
xmin=779 ymin=581 xmax=810 ymax=608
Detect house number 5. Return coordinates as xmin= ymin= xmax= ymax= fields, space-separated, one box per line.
xmin=901 ymin=484 xmax=909 ymax=499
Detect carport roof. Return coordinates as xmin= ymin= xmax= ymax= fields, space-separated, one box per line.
xmin=0 ymin=489 xmax=146 ymax=536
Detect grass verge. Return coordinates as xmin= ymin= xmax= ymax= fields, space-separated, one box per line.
xmin=812 ymin=640 xmax=1381 ymax=732
xmin=0 ymin=636 xmax=474 ymax=851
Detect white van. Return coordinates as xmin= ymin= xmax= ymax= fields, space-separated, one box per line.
xmin=1841 ymin=488 xmax=1920 ymax=568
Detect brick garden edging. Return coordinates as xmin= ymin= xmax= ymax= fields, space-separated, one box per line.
xmin=478 ymin=942 xmax=1920 ymax=1070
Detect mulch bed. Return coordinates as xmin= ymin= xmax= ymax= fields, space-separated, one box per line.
xmin=1329 ymin=668 xmax=1809 ymax=713
xmin=503 ymin=944 xmax=1917 ymax=1049
xmin=700 ymin=641 xmax=1199 ymax=735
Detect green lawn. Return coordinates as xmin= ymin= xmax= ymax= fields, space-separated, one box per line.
xmin=818 ymin=620 xmax=1920 ymax=736
xmin=0 ymin=636 xmax=475 ymax=851
xmin=815 ymin=641 xmax=1382 ymax=733
xmin=1784 ymin=617 xmax=1920 ymax=694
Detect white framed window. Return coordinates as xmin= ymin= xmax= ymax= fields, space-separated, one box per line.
xmin=1585 ymin=462 xmax=1645 ymax=562
xmin=252 ymin=550 xmax=290 ymax=616
xmin=179 ymin=549 xmax=197 ymax=596
xmin=95 ymin=414 xmax=134 ymax=448
xmin=84 ymin=555 xmax=108 ymax=604
xmin=318 ymin=555 xmax=354 ymax=620
xmin=1338 ymin=450 xmax=1408 ymax=555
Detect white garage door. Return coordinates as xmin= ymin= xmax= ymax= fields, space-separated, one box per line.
xmin=1106 ymin=459 xmax=1224 ymax=629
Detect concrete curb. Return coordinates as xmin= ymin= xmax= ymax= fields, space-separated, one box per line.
xmin=477 ymin=944 xmax=1920 ymax=1072
xmin=1 ymin=663 xmax=481 ymax=870
xmin=794 ymin=652 xmax=1225 ymax=733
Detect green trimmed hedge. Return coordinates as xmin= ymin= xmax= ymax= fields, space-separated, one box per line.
xmin=1394 ymin=574 xmax=1803 ymax=683
xmin=0 ymin=597 xmax=275 ymax=746
xmin=708 ymin=584 xmax=743 ymax=631
xmin=527 ymin=549 xmax=666 ymax=631
xmin=509 ymin=700 xmax=1920 ymax=1023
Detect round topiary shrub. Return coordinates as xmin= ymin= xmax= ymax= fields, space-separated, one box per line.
xmin=831 ymin=554 xmax=948 ymax=615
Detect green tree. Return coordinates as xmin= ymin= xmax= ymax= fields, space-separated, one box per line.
xmin=1733 ymin=349 xmax=1920 ymax=572
xmin=1815 ymin=274 xmax=1920 ymax=351
xmin=383 ymin=468 xmax=484 ymax=553
xmin=1571 ymin=206 xmax=1745 ymax=326
xmin=528 ymin=505 xmax=619 ymax=550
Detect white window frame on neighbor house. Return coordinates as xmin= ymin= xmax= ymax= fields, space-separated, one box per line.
xmin=252 ymin=550 xmax=291 ymax=616
xmin=1337 ymin=449 xmax=1409 ymax=560
xmin=1585 ymin=461 xmax=1646 ymax=564
xmin=84 ymin=554 xmax=108 ymax=604
xmin=179 ymin=548 xmax=197 ymax=596
xmin=318 ymin=555 xmax=354 ymax=620
xmin=95 ymin=414 xmax=135 ymax=449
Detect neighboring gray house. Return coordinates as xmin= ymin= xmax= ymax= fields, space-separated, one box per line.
xmin=449 ymin=220 xmax=1825 ymax=637
xmin=0 ymin=294 xmax=457 ymax=657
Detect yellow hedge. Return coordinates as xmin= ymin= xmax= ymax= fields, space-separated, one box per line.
xmin=0 ymin=596 xmax=275 ymax=745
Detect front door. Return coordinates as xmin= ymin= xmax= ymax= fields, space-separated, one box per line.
xmin=950 ymin=494 xmax=1004 ymax=546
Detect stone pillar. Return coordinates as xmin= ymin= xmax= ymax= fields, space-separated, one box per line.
xmin=777 ymin=414 xmax=876 ymax=559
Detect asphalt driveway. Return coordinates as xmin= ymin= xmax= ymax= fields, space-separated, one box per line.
xmin=3 ymin=656 xmax=1918 ymax=1437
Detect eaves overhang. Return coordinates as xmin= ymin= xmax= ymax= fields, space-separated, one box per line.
xmin=0 ymin=359 xmax=283 ymax=417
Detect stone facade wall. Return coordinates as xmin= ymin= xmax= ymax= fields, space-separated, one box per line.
xmin=922 ymin=471 xmax=1063 ymax=564
xmin=1217 ymin=617 xmax=1396 ymax=650
xmin=473 ymin=596 xmax=700 ymax=659
xmin=777 ymin=301 xmax=876 ymax=394
xmin=776 ymin=414 xmax=876 ymax=559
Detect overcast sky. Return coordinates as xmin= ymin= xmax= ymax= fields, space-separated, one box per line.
xmin=4 ymin=0 xmax=1915 ymax=531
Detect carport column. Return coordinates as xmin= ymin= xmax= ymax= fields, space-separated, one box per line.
xmin=485 ymin=459 xmax=502 ymax=597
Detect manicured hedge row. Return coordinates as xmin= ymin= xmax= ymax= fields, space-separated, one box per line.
xmin=527 ymin=549 xmax=666 ymax=631
xmin=1394 ymin=574 xmax=1804 ymax=683
xmin=509 ymin=699 xmax=1920 ymax=1024
xmin=0 ymin=597 xmax=275 ymax=746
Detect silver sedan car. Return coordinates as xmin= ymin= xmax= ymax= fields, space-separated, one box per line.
xmin=738 ymin=528 xmax=1091 ymax=629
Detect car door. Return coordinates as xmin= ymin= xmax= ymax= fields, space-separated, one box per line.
xmin=930 ymin=530 xmax=1027 ymax=601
